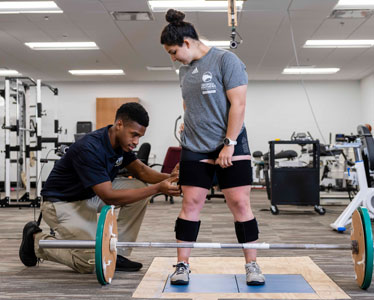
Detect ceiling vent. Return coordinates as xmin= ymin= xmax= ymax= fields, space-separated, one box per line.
xmin=111 ymin=11 xmax=153 ymax=21
xmin=330 ymin=9 xmax=374 ymax=18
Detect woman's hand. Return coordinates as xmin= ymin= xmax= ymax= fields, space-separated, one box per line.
xmin=216 ymin=146 xmax=235 ymax=168
xmin=179 ymin=123 xmax=184 ymax=134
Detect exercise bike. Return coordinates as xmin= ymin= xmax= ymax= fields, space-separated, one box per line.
xmin=330 ymin=125 xmax=374 ymax=232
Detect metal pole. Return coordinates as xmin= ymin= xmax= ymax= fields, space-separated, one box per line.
xmin=24 ymin=87 xmax=31 ymax=197
xmin=4 ymin=80 xmax=11 ymax=204
xmin=40 ymin=240 xmax=95 ymax=249
xmin=16 ymin=80 xmax=21 ymax=202
xmin=39 ymin=240 xmax=353 ymax=250
xmin=35 ymin=80 xmax=42 ymax=204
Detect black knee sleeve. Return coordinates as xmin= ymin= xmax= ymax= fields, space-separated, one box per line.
xmin=235 ymin=218 xmax=259 ymax=243
xmin=174 ymin=218 xmax=201 ymax=242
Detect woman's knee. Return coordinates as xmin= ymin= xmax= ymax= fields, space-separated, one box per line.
xmin=229 ymin=197 xmax=250 ymax=212
xmin=181 ymin=187 xmax=207 ymax=214
xmin=181 ymin=196 xmax=205 ymax=216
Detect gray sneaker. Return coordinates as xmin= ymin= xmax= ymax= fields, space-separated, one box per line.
xmin=245 ymin=261 xmax=265 ymax=285
xmin=170 ymin=262 xmax=190 ymax=285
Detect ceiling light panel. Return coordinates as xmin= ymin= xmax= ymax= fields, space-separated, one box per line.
xmin=0 ymin=69 xmax=21 ymax=76
xmin=148 ymin=1 xmax=243 ymax=12
xmin=0 ymin=1 xmax=62 ymax=14
xmin=304 ymin=40 xmax=374 ymax=48
xmin=25 ymin=42 xmax=99 ymax=50
xmin=69 ymin=70 xmax=125 ymax=76
xmin=201 ymin=39 xmax=230 ymax=49
xmin=146 ymin=66 xmax=173 ymax=71
xmin=282 ymin=67 xmax=340 ymax=74
xmin=335 ymin=0 xmax=374 ymax=9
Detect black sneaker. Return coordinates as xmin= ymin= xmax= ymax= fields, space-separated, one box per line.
xmin=19 ymin=221 xmax=42 ymax=267
xmin=115 ymin=255 xmax=142 ymax=272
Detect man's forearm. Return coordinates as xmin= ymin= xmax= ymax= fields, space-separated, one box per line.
xmin=101 ymin=183 xmax=161 ymax=206
xmin=126 ymin=159 xmax=173 ymax=184
xmin=138 ymin=166 xmax=170 ymax=184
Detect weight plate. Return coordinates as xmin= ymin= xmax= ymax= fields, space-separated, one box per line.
xmin=351 ymin=207 xmax=373 ymax=289
xmin=358 ymin=207 xmax=373 ymax=290
xmin=95 ymin=205 xmax=111 ymax=285
xmin=101 ymin=205 xmax=117 ymax=284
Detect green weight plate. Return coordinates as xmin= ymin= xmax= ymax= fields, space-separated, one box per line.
xmin=95 ymin=205 xmax=111 ymax=285
xmin=357 ymin=207 xmax=373 ymax=290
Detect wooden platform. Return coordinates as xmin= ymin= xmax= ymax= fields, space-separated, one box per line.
xmin=0 ymin=190 xmax=373 ymax=299
xmin=133 ymin=257 xmax=350 ymax=299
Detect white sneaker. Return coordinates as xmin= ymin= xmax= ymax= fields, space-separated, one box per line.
xmin=170 ymin=262 xmax=190 ymax=285
xmin=245 ymin=261 xmax=265 ymax=285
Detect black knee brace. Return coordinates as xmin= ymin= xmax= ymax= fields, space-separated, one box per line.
xmin=174 ymin=218 xmax=201 ymax=242
xmin=235 ymin=218 xmax=259 ymax=243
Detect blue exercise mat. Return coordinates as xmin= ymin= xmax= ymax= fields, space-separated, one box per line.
xmin=236 ymin=274 xmax=315 ymax=293
xmin=164 ymin=274 xmax=238 ymax=293
xmin=163 ymin=274 xmax=315 ymax=294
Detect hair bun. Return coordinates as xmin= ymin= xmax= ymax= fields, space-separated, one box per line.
xmin=165 ymin=9 xmax=185 ymax=25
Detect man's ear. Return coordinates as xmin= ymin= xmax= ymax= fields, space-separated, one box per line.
xmin=115 ymin=119 xmax=123 ymax=129
xmin=184 ymin=39 xmax=190 ymax=49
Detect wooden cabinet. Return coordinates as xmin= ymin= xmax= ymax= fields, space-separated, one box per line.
xmin=96 ymin=97 xmax=139 ymax=129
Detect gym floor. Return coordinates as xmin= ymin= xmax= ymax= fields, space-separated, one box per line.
xmin=0 ymin=190 xmax=373 ymax=299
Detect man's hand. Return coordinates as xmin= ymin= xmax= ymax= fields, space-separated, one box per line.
xmin=216 ymin=145 xmax=235 ymax=168
xmin=159 ymin=177 xmax=181 ymax=196
xmin=170 ymin=162 xmax=180 ymax=178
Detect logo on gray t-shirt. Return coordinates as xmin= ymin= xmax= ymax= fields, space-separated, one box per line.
xmin=202 ymin=71 xmax=212 ymax=82
xmin=201 ymin=71 xmax=216 ymax=94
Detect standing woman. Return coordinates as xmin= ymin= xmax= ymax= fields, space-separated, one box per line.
xmin=160 ymin=9 xmax=265 ymax=286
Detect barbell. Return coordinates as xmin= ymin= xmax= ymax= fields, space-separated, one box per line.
xmin=39 ymin=205 xmax=374 ymax=289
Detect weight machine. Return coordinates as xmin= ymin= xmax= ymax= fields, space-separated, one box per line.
xmin=1 ymin=77 xmax=59 ymax=207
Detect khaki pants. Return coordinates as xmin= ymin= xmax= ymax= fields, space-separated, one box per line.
xmin=34 ymin=177 xmax=149 ymax=273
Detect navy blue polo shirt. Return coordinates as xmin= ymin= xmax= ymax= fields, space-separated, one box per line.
xmin=41 ymin=125 xmax=137 ymax=201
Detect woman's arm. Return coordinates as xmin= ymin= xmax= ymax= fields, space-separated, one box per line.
xmin=216 ymin=84 xmax=247 ymax=168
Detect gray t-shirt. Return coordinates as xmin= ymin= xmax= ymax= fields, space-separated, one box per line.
xmin=179 ymin=47 xmax=248 ymax=153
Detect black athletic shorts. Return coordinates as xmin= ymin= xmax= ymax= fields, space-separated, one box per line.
xmin=179 ymin=128 xmax=253 ymax=190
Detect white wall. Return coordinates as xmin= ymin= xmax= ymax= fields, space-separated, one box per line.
xmin=0 ymin=80 xmax=363 ymax=182
xmin=46 ymin=81 xmax=185 ymax=159
xmin=361 ymin=74 xmax=374 ymax=126
xmin=246 ymin=81 xmax=362 ymax=152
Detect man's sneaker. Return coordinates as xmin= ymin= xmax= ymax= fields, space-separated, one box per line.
xmin=245 ymin=261 xmax=265 ymax=285
xmin=115 ymin=255 xmax=142 ymax=272
xmin=19 ymin=221 xmax=42 ymax=267
xmin=170 ymin=262 xmax=190 ymax=285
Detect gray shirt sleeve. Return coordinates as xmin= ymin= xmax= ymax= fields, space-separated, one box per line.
xmin=221 ymin=52 xmax=248 ymax=91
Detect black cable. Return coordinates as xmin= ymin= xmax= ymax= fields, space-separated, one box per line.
xmin=286 ymin=9 xmax=327 ymax=145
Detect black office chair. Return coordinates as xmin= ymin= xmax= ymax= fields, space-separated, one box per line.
xmin=118 ymin=143 xmax=151 ymax=177
xmin=206 ymin=174 xmax=226 ymax=202
xmin=75 ymin=121 xmax=92 ymax=141
xmin=136 ymin=142 xmax=151 ymax=165
xmin=150 ymin=146 xmax=181 ymax=204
